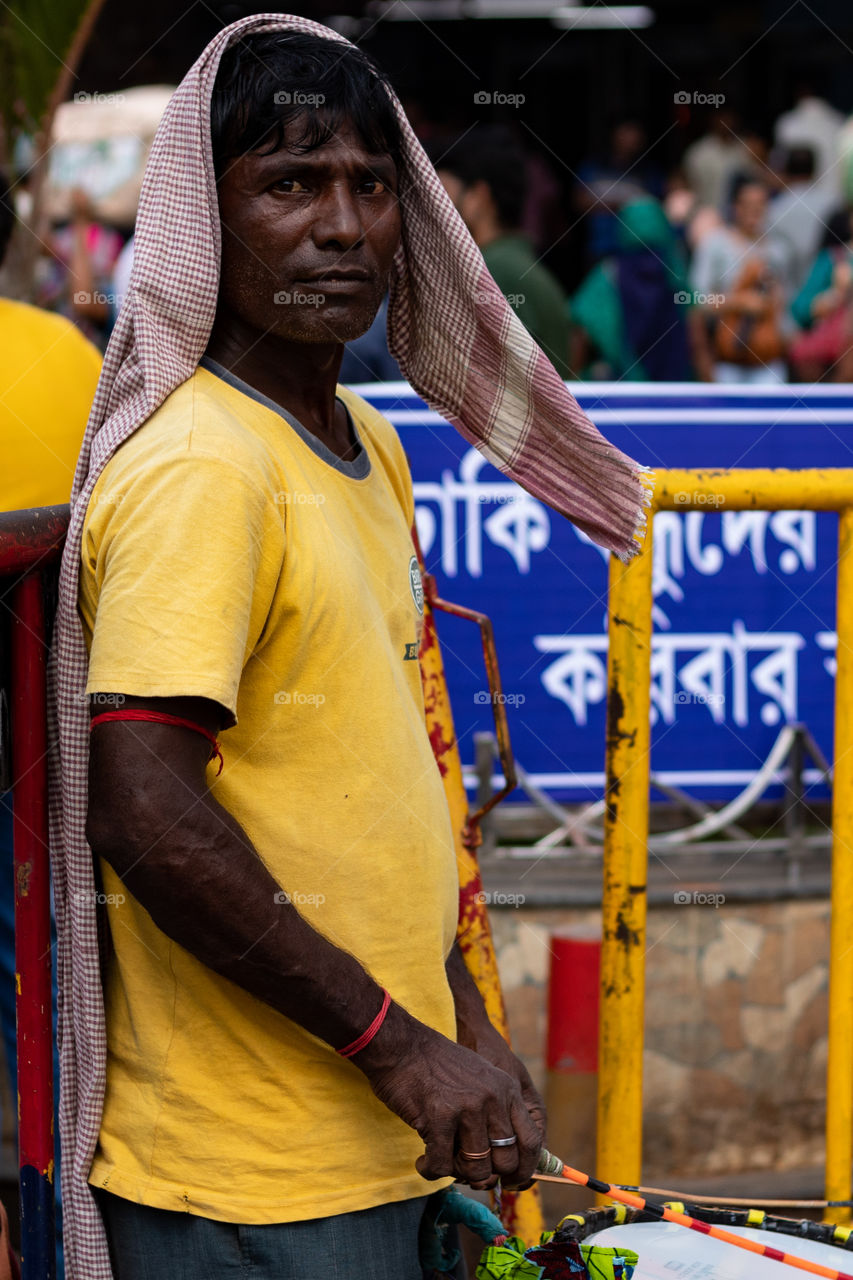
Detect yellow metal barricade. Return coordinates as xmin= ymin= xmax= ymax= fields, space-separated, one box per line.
xmin=416 ymin=537 xmax=545 ymax=1243
xmin=599 ymin=469 xmax=853 ymax=1226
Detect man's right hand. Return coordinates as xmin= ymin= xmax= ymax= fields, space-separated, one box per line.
xmin=357 ymin=1014 xmax=542 ymax=1191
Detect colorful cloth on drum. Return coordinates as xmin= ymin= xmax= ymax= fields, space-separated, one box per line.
xmin=581 ymin=1243 xmax=638 ymax=1280
xmin=477 ymin=1235 xmax=552 ymax=1279
xmin=49 ymin=11 xmax=650 ymax=1279
xmin=477 ymin=1233 xmax=638 ymax=1280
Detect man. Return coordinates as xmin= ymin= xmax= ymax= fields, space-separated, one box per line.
xmin=774 ymin=80 xmax=843 ymax=203
xmin=573 ymin=119 xmax=664 ymax=264
xmin=433 ymin=129 xmax=571 ymax=379
xmin=0 ymin=173 xmax=101 ymax=512
xmin=689 ymin=178 xmax=792 ymax=384
xmin=682 ymin=107 xmax=754 ymax=213
xmin=767 ymin=147 xmax=837 ymax=294
xmin=80 ymin=31 xmax=542 ymax=1280
xmin=51 ymin=17 xmax=649 ymax=1280
xmin=0 ymin=171 xmax=100 ymax=1280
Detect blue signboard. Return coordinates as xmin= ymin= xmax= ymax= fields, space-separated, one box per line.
xmin=356 ymin=382 xmax=853 ymax=804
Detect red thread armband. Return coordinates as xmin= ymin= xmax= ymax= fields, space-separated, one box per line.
xmin=89 ymin=709 xmax=224 ymax=775
xmin=337 ymin=988 xmax=391 ymax=1059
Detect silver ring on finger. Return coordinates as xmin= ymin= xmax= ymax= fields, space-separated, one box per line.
xmin=490 ymin=1135 xmax=518 ymax=1148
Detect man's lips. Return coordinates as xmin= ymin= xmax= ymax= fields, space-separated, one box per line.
xmin=296 ymin=270 xmax=371 ymax=284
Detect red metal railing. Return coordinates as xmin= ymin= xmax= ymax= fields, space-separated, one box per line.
xmin=2 ymin=505 xmax=69 ymax=1279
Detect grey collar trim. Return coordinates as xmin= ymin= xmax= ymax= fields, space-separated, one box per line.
xmin=199 ymin=355 xmax=371 ymax=480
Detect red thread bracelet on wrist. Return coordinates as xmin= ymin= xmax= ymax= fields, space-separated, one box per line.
xmin=337 ymin=988 xmax=391 ymax=1059
xmin=89 ymin=709 xmax=224 ymax=775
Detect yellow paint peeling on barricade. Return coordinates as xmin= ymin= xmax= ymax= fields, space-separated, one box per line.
xmin=417 ymin=550 xmax=544 ymax=1244
xmin=825 ymin=507 xmax=853 ymax=1226
xmin=597 ymin=538 xmax=652 ymax=1197
xmin=599 ymin=470 xmax=853 ymax=1228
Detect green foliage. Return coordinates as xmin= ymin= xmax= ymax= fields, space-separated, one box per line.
xmin=0 ymin=0 xmax=94 ymax=141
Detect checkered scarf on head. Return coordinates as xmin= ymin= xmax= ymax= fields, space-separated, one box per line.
xmin=49 ymin=11 xmax=652 ymax=1277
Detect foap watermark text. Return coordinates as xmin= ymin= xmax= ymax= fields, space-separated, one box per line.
xmin=274 ymin=691 xmax=326 ymax=706
xmin=674 ymin=91 xmax=725 ymax=107
xmin=674 ymin=290 xmax=725 ymax=308
xmin=673 ymin=491 xmax=725 ymax=507
xmin=274 ymin=91 xmax=326 ymax=106
xmin=475 ymin=891 xmax=526 ymax=907
xmin=674 ymin=890 xmax=725 ymax=908
xmin=474 ymin=91 xmax=525 ymax=107
xmin=474 ymin=691 xmax=525 ymax=706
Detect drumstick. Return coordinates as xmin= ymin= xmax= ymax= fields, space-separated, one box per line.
xmin=533 ymin=1172 xmax=851 ymax=1211
xmin=535 ymin=1149 xmax=853 ymax=1280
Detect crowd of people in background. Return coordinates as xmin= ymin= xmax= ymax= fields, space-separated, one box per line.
xmin=430 ymin=84 xmax=853 ymax=385
xmin=10 ymin=82 xmax=853 ymax=385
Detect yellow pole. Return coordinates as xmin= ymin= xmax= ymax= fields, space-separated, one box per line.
xmin=597 ymin=525 xmax=654 ymax=1189
xmin=825 ymin=506 xmax=853 ymax=1226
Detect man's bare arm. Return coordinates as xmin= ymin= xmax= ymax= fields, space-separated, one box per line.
xmin=87 ymin=694 xmax=542 ymax=1188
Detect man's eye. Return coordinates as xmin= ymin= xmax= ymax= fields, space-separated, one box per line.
xmin=359 ymin=179 xmax=391 ymax=195
xmin=271 ymin=178 xmax=308 ymax=193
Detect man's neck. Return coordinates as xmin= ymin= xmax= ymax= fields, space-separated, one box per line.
xmin=205 ymin=318 xmax=346 ymax=442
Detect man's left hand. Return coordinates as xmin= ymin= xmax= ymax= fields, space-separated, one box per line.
xmin=459 ymin=1018 xmax=546 ymax=1189
xmin=446 ymin=942 xmax=547 ymax=1189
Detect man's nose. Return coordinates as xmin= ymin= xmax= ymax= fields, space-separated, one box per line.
xmin=312 ymin=183 xmax=364 ymax=249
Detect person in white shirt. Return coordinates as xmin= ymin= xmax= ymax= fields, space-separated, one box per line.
xmin=774 ymin=85 xmax=843 ymax=201
xmin=768 ymin=147 xmax=838 ymax=293
xmin=690 ymin=179 xmax=791 ymax=383
xmin=683 ymin=107 xmax=753 ymax=212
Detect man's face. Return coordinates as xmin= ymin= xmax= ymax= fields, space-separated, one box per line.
xmin=436 ymin=169 xmax=487 ymax=240
xmin=611 ymin=122 xmax=645 ymax=163
xmin=733 ymin=184 xmax=767 ymax=237
xmin=215 ymin=117 xmax=402 ymax=345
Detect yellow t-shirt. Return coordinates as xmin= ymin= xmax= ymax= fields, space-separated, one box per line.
xmin=0 ymin=298 xmax=101 ymax=511
xmin=78 ymin=361 xmax=458 ymax=1223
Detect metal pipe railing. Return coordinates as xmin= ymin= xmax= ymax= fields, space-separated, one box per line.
xmin=2 ymin=505 xmax=69 ymax=1278
xmin=597 ymin=470 xmax=853 ymax=1226
xmin=597 ymin=532 xmax=653 ymax=1191
xmin=826 ymin=506 xmax=853 ymax=1222
xmin=10 ymin=573 xmax=56 ymax=1279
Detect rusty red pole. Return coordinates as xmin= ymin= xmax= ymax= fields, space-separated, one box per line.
xmin=9 ymin=565 xmax=57 ymax=1278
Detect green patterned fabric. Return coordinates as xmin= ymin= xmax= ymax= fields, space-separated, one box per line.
xmin=581 ymin=1243 xmax=639 ymax=1280
xmin=476 ymin=1235 xmax=545 ymax=1278
xmin=475 ymin=1233 xmax=639 ymax=1280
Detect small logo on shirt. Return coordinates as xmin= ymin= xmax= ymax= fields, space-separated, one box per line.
xmin=409 ymin=557 xmax=424 ymax=615
xmin=403 ymin=642 xmax=419 ymax=661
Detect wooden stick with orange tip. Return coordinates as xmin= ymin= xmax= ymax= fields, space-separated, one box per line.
xmin=533 ymin=1173 xmax=853 ymax=1211
xmin=534 ymin=1150 xmax=853 ymax=1280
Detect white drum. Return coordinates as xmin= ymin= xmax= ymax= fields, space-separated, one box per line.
xmin=585 ymin=1219 xmax=851 ymax=1279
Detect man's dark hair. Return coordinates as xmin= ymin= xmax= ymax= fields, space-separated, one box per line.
xmin=429 ymin=127 xmax=526 ymax=231
xmin=210 ymin=32 xmax=404 ymax=179
xmin=731 ymin=174 xmax=767 ymax=204
xmin=0 ymin=171 xmax=14 ymax=269
xmin=785 ymin=145 xmax=816 ymax=179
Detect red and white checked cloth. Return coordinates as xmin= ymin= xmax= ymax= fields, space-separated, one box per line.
xmin=49 ymin=13 xmax=652 ymax=1277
